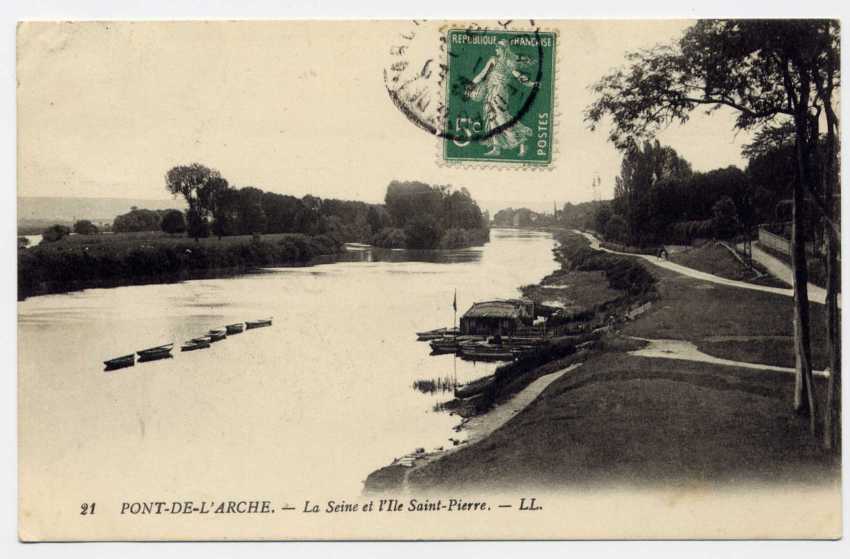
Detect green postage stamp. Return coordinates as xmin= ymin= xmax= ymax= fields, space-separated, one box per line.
xmin=443 ymin=29 xmax=556 ymax=166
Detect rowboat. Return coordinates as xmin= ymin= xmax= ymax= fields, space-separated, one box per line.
xmin=416 ymin=327 xmax=459 ymax=341
xmin=454 ymin=374 xmax=496 ymax=399
xmin=191 ymin=336 xmax=212 ymax=344
xmin=430 ymin=337 xmax=461 ymax=354
xmin=103 ymin=354 xmax=135 ymax=371
xmin=459 ymin=337 xmax=518 ymax=361
xmin=181 ymin=339 xmax=210 ymax=352
xmin=207 ymin=329 xmax=227 ymax=342
xmin=245 ymin=318 xmax=273 ymax=329
xmin=429 ymin=335 xmax=484 ymax=354
xmin=225 ymin=323 xmax=245 ymax=335
xmin=459 ymin=345 xmax=516 ymax=361
xmin=136 ymin=343 xmax=174 ymax=362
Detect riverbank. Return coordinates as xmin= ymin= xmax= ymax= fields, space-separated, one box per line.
xmin=367 ymin=229 xmax=838 ymax=493
xmin=365 ymin=363 xmax=582 ymax=493
xmin=17 ymin=231 xmax=345 ymax=300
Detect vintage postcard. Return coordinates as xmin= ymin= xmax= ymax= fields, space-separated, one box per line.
xmin=17 ymin=19 xmax=842 ymax=541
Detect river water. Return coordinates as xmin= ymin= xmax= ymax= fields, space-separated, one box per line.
xmin=18 ymin=228 xmax=556 ymax=505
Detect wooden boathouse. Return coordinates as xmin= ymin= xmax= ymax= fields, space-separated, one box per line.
xmin=459 ymin=299 xmax=535 ymax=336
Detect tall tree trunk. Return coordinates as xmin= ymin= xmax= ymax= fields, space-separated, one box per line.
xmin=823 ymin=196 xmax=840 ymax=450
xmin=790 ymin=82 xmax=817 ymax=434
xmin=820 ymin=85 xmax=841 ymax=452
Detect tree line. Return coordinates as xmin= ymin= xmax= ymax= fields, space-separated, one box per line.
xmin=160 ymin=169 xmax=489 ymax=250
xmin=586 ymin=135 xmax=812 ymax=247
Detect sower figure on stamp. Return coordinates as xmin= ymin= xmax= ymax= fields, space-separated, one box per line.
xmin=465 ymin=39 xmax=538 ymax=157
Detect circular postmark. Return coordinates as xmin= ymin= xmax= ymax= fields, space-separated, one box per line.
xmin=384 ymin=20 xmax=549 ymax=149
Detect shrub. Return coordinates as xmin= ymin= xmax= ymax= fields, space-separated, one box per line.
xmin=113 ymin=208 xmax=162 ymax=233
xmin=712 ymin=195 xmax=739 ymax=239
xmin=160 ymin=210 xmax=187 ymax=234
xmin=73 ymin=220 xmax=99 ymax=235
xmin=440 ymin=228 xmax=471 ymax=249
xmin=404 ymin=215 xmax=442 ymax=249
xmin=604 ymin=214 xmax=629 ymax=243
xmin=42 ymin=224 xmax=71 ymax=243
xmin=371 ymin=227 xmax=407 ymax=248
xmin=554 ymin=231 xmax=656 ymax=296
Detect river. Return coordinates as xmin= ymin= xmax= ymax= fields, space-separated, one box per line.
xmin=18 ymin=228 xmax=557 ymax=508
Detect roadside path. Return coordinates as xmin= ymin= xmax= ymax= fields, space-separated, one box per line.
xmin=743 ymin=242 xmax=833 ymax=306
xmin=629 ymin=338 xmax=830 ymax=378
xmin=574 ymin=230 xmax=829 ymax=305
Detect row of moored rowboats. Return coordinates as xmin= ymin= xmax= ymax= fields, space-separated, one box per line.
xmin=103 ymin=318 xmax=273 ymax=371
xmin=416 ymin=327 xmax=546 ymax=362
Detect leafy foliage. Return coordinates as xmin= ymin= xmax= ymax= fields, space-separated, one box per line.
xmin=160 ymin=210 xmax=187 ymax=234
xmin=42 ymin=224 xmax=71 ymax=243
xmin=113 ymin=208 xmax=162 ymax=233
xmin=73 ymin=220 xmax=99 ymax=235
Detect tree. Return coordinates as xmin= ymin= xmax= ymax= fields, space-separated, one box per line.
xmin=366 ymin=205 xmax=391 ymax=234
xmin=812 ymin=21 xmax=841 ymax=450
xmin=586 ymin=20 xmax=840 ymax=437
xmin=404 ymin=214 xmax=442 ymax=249
xmin=711 ymin=196 xmax=739 ymax=239
xmin=199 ymin=176 xmax=231 ymax=235
xmin=113 ymin=208 xmax=162 ymax=233
xmin=613 ymin=141 xmax=692 ymax=245
xmin=42 ymin=224 xmax=71 ymax=242
xmin=604 ymin=214 xmax=629 ymax=243
xmin=744 ymin=138 xmax=796 ymax=225
xmin=385 ymin=181 xmax=446 ymax=227
xmin=443 ymin=188 xmax=484 ymax=230
xmin=186 ymin=208 xmax=209 ymax=239
xmin=211 ymin=189 xmax=240 ymax=238
xmin=165 ymin=163 xmax=221 ymax=240
xmin=594 ymin=205 xmax=612 ymax=235
xmin=262 ymin=192 xmax=304 ymax=234
xmin=73 ymin=219 xmax=99 ymax=235
xmin=493 ymin=208 xmax=515 ymax=227
xmin=236 ymin=187 xmax=268 ymax=235
xmin=160 ymin=210 xmax=187 ymax=234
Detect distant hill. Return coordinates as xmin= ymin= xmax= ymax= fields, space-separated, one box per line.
xmin=18 ymin=196 xmax=186 ymax=233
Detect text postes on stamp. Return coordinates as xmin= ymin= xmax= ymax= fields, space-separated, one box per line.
xmin=443 ymin=29 xmax=556 ymax=166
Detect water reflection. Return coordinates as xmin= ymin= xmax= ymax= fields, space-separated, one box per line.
xmin=412 ymin=376 xmax=460 ymax=394
xmin=328 ymin=244 xmax=485 ymax=265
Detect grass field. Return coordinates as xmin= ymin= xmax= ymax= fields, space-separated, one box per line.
xmin=622 ymin=264 xmax=829 ymax=369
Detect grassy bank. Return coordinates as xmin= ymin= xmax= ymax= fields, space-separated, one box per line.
xmin=407 ymin=352 xmax=836 ymax=491
xmin=396 ymin=230 xmax=836 ymax=492
xmin=669 ymin=241 xmax=788 ymax=288
xmin=18 ymin=231 xmax=344 ymax=299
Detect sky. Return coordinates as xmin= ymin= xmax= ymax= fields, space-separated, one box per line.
xmin=17 ymin=20 xmax=752 ymax=214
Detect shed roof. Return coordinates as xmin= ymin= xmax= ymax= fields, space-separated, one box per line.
xmin=462 ymin=300 xmax=523 ymax=319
